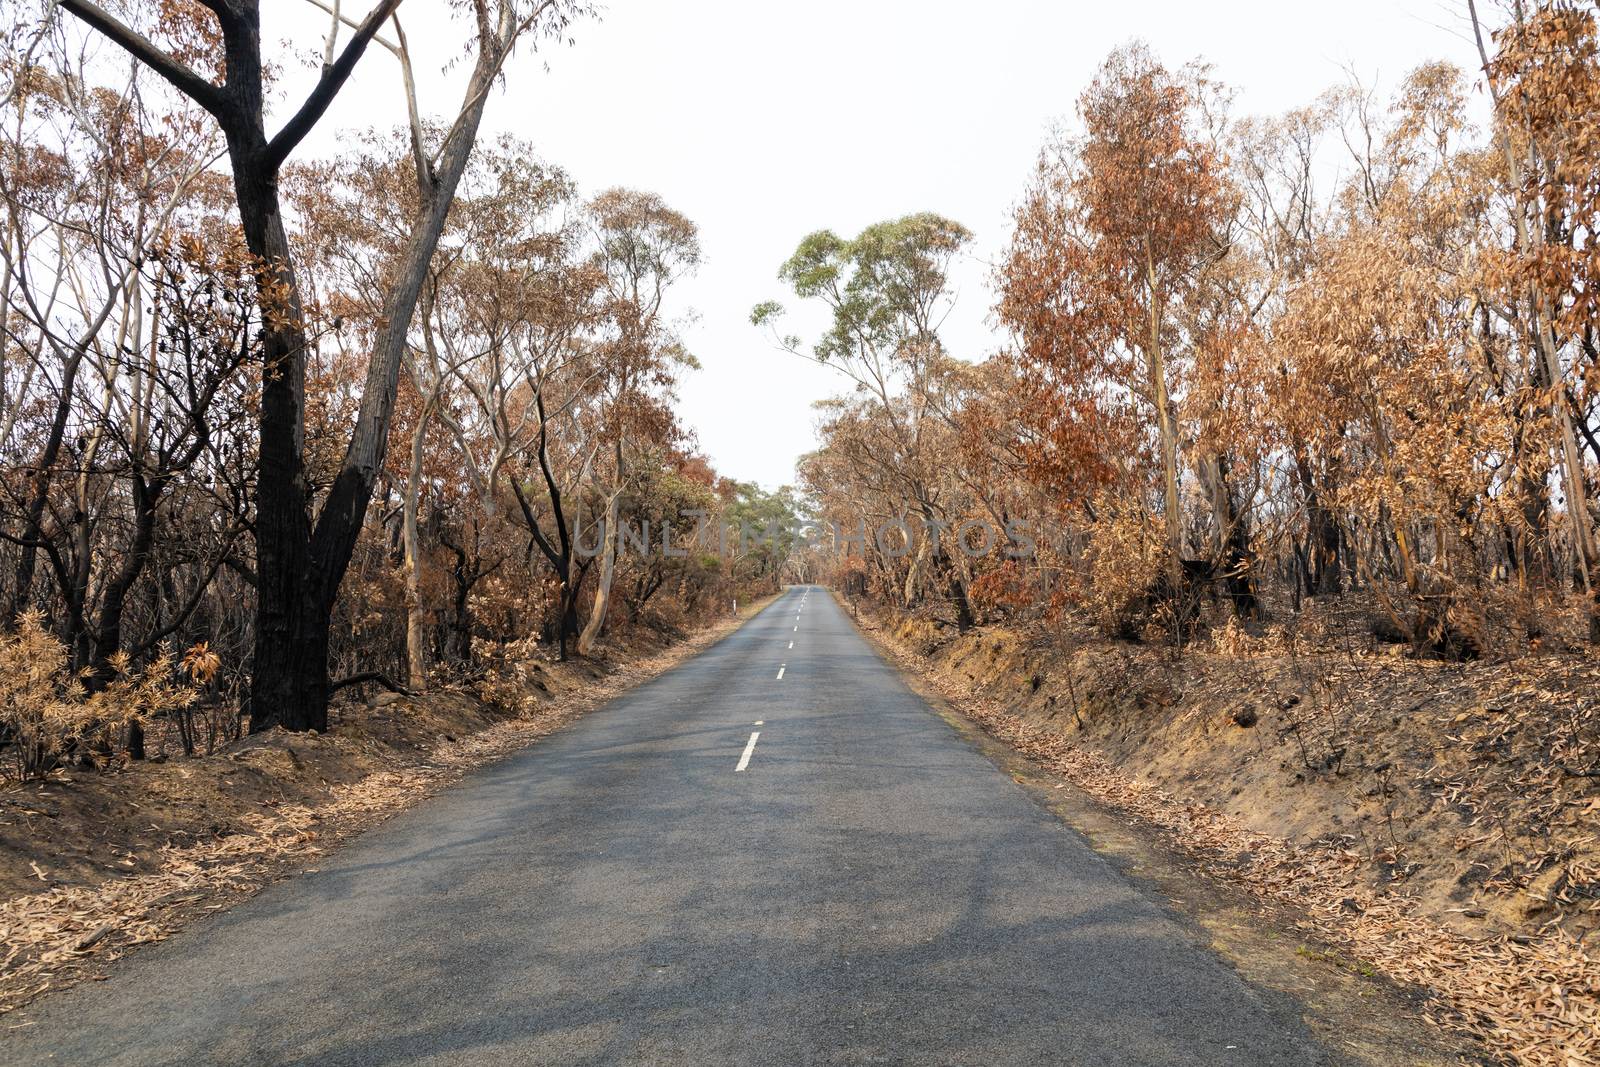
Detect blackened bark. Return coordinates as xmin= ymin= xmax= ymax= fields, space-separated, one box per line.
xmin=512 ymin=391 xmax=583 ymax=659
xmin=235 ymin=159 xmax=324 ymax=732
xmin=1204 ymin=455 xmax=1260 ymax=619
xmin=1293 ymin=449 xmax=1342 ymax=597
xmin=6 ymin=348 xmax=86 ymax=624
xmin=87 ymin=473 xmax=164 ymax=686
xmin=441 ymin=529 xmax=476 ymax=666
xmin=60 ymin=0 xmax=535 ymax=733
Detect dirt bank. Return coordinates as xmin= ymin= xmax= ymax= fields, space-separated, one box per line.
xmin=851 ymin=597 xmax=1599 ymax=1067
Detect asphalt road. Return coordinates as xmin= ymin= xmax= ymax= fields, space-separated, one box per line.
xmin=5 ymin=586 xmax=1335 ymax=1066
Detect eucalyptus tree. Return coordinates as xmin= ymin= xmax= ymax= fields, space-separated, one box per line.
xmin=55 ymin=0 xmax=588 ymax=730
xmin=755 ymin=212 xmax=979 ymax=629
xmin=576 ymin=189 xmax=700 ymax=657
xmin=997 ymin=45 xmax=1232 ymax=604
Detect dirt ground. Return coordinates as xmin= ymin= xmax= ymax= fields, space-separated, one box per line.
xmin=0 ymin=602 xmax=772 ymax=1015
xmin=884 ymin=604 xmax=1600 ymax=944
xmin=852 ymin=594 xmax=1600 ymax=1066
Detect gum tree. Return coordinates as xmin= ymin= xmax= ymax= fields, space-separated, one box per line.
xmin=756 ymin=212 xmax=979 ymax=629
xmin=56 ymin=0 xmax=584 ymax=729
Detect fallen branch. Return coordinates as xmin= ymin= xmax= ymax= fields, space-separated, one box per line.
xmin=329 ymin=671 xmax=415 ymax=697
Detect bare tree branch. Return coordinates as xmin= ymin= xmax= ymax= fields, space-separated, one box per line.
xmin=57 ymin=0 xmax=228 ymax=117
xmin=263 ymin=0 xmax=406 ymax=171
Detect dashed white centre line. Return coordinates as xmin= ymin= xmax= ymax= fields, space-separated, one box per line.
xmin=736 ymin=731 xmax=761 ymax=772
xmin=776 ymin=664 xmax=786 ymax=680
xmin=788 ymin=640 xmax=794 ymax=649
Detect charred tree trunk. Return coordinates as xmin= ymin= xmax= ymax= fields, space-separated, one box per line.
xmin=439 ymin=524 xmax=482 ymax=668
xmin=6 ymin=347 xmax=86 ymax=624
xmin=1202 ymin=454 xmax=1259 ymax=619
xmin=1293 ymin=448 xmax=1343 ymax=597
xmin=87 ymin=473 xmax=165 ymax=685
xmin=62 ymin=0 xmax=518 ymax=732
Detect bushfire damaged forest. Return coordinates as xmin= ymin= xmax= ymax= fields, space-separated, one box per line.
xmin=2 ymin=2 xmax=1600 ymax=1066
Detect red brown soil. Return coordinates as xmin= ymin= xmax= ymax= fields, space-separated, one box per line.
xmin=855 ymin=596 xmax=1600 ymax=1067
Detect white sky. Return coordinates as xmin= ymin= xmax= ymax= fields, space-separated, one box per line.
xmin=266 ymin=0 xmax=1489 ymax=491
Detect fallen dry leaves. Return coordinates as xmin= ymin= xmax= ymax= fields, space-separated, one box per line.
xmin=865 ymin=614 xmax=1599 ymax=1067
xmin=0 ymin=603 xmax=766 ymax=1018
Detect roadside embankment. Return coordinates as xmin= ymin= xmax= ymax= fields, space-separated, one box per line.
xmin=850 ymin=597 xmax=1599 ymax=1067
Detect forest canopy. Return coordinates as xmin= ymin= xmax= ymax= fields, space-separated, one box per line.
xmin=2 ymin=0 xmax=1599 ymax=777
xmin=779 ymin=6 xmax=1600 ymax=662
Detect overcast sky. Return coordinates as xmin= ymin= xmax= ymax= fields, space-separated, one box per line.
xmin=268 ymin=0 xmax=1488 ymax=491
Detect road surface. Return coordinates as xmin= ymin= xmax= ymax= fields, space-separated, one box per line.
xmin=5 ymin=586 xmax=1335 ymax=1066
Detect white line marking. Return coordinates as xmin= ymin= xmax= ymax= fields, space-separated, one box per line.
xmin=776 ymin=665 xmax=786 ymax=680
xmin=788 ymin=640 xmax=794 ymax=649
xmin=754 ymin=720 xmax=764 ymax=726
xmin=793 ymin=625 xmax=798 ymax=631
xmin=736 ymin=731 xmax=760 ymax=772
